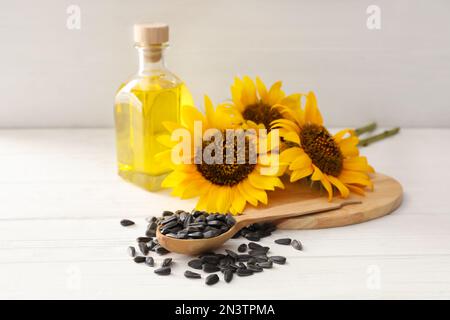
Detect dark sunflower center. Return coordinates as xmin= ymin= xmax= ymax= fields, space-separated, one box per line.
xmin=242 ymin=102 xmax=282 ymax=129
xmin=300 ymin=124 xmax=343 ymax=177
xmin=196 ymin=132 xmax=256 ymax=186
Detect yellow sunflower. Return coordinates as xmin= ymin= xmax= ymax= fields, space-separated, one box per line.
xmin=272 ymin=91 xmax=374 ymax=200
xmin=156 ymin=96 xmax=284 ymax=215
xmin=227 ymin=76 xmax=301 ymax=130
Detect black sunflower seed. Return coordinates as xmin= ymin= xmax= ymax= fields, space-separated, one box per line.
xmin=188 ymin=259 xmax=203 ymax=270
xmin=188 ymin=232 xmax=204 ymax=239
xmin=203 ymin=229 xmax=221 ymax=239
xmin=224 ymin=269 xmax=233 ymax=283
xmin=247 ymin=264 xmax=263 ymax=272
xmin=154 ymin=266 xmax=171 ymax=275
xmin=248 ymin=242 xmax=263 ymax=250
xmin=133 ymin=256 xmax=146 ymax=263
xmin=145 ymin=229 xmax=156 ymax=237
xmin=245 ymin=232 xmax=261 ymax=241
xmin=203 ymin=263 xmax=220 ymax=273
xmin=275 ymin=238 xmax=292 ymax=245
xmin=269 ymin=256 xmax=286 ymax=265
xmin=160 ymin=215 xmax=177 ymax=225
xmin=155 ymin=246 xmax=170 ymax=255
xmin=237 ymin=268 xmax=254 ymax=276
xmin=145 ymin=256 xmax=154 ymax=267
xmin=137 ymin=237 xmax=152 ymax=243
xmin=162 ymin=211 xmax=174 ymax=217
xmin=184 ymin=270 xmax=201 ymax=279
xmin=120 ymin=219 xmax=135 ymax=227
xmin=258 ymin=261 xmax=273 ymax=269
xmin=127 ymin=246 xmax=136 ymax=257
xmin=201 ymin=255 xmax=220 ymax=265
xmin=162 ymin=258 xmax=173 ymax=267
xmin=138 ymin=242 xmax=149 ymax=255
xmin=291 ymin=239 xmax=303 ymax=251
xmin=237 ymin=243 xmax=247 ymax=253
xmin=237 ymin=254 xmax=251 ymax=262
xmin=225 ymin=249 xmax=238 ymax=260
xmin=205 ymin=274 xmax=220 ymax=285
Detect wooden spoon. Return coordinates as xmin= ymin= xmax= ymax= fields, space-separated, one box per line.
xmin=157 ymin=199 xmax=361 ymax=255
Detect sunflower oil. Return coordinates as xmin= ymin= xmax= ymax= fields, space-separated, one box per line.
xmin=114 ymin=23 xmax=193 ymax=191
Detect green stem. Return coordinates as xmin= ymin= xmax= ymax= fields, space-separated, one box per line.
xmin=358 ymin=127 xmax=400 ymax=147
xmin=354 ymin=122 xmax=377 ymax=136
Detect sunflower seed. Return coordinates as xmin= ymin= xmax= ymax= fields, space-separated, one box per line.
xmin=237 ymin=268 xmax=254 ymax=276
xmin=225 ymin=249 xmax=238 ymax=260
xmin=137 ymin=237 xmax=152 ymax=243
xmin=291 ymin=239 xmax=303 ymax=251
xmin=258 ymin=261 xmax=273 ymax=269
xmin=237 ymin=254 xmax=252 ymax=262
xmin=162 ymin=211 xmax=174 ymax=217
xmin=133 ymin=256 xmax=146 ymax=263
xmin=162 ymin=258 xmax=173 ymax=267
xmin=188 ymin=259 xmax=203 ymax=270
xmin=205 ymin=274 xmax=220 ymax=285
xmin=269 ymin=256 xmax=286 ymax=265
xmin=145 ymin=216 xmax=157 ymax=223
xmin=138 ymin=242 xmax=149 ymax=255
xmin=145 ymin=256 xmax=154 ymax=267
xmin=247 ymin=264 xmax=263 ymax=272
xmin=155 ymin=246 xmax=170 ymax=255
xmin=203 ymin=263 xmax=220 ymax=273
xmin=120 ymin=219 xmax=135 ymax=227
xmin=275 ymin=238 xmax=291 ymax=245
xmin=127 ymin=246 xmax=136 ymax=257
xmin=184 ymin=270 xmax=201 ymax=279
xmin=248 ymin=242 xmax=263 ymax=250
xmin=201 ymin=255 xmax=220 ymax=265
xmin=145 ymin=229 xmax=156 ymax=237
xmin=188 ymin=232 xmax=204 ymax=239
xmin=203 ymin=229 xmax=221 ymax=238
xmin=160 ymin=215 xmax=177 ymax=225
xmin=237 ymin=244 xmax=247 ymax=253
xmin=224 ymin=269 xmax=233 ymax=283
xmin=154 ymin=266 xmax=171 ymax=275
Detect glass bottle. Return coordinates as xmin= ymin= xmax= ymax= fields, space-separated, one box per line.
xmin=114 ymin=23 xmax=192 ymax=191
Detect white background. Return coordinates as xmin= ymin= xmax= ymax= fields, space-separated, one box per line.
xmin=0 ymin=0 xmax=449 ymax=128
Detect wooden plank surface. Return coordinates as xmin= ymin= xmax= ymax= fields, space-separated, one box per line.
xmin=0 ymin=128 xmax=449 ymax=299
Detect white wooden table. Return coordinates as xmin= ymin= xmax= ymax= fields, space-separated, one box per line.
xmin=0 ymin=128 xmax=449 ymax=299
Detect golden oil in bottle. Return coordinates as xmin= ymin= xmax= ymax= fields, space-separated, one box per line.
xmin=114 ymin=23 xmax=193 ymax=191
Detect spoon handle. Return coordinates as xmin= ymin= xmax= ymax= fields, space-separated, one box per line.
xmin=234 ymin=200 xmax=362 ymax=229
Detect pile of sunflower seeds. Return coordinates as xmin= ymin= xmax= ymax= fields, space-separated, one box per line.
xmin=121 ymin=210 xmax=302 ymax=285
xmin=157 ymin=210 xmax=237 ymax=239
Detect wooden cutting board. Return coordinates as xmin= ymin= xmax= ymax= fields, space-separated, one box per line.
xmin=257 ymin=173 xmax=403 ymax=230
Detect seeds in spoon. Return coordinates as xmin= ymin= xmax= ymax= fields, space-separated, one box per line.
xmin=275 ymin=238 xmax=292 ymax=245
xmin=184 ymin=270 xmax=201 ymax=279
xmin=162 ymin=258 xmax=173 ymax=267
xmin=269 ymin=256 xmax=287 ymax=265
xmin=120 ymin=219 xmax=135 ymax=227
xmin=133 ymin=256 xmax=146 ymax=263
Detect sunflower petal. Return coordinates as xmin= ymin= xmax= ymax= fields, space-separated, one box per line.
xmin=326 ymin=175 xmax=350 ymax=198
xmin=304 ymin=91 xmax=323 ymax=125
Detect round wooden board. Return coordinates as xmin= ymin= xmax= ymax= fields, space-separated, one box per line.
xmin=274 ymin=173 xmax=403 ymax=230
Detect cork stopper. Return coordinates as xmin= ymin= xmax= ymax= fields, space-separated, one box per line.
xmin=134 ymin=23 xmax=169 ymax=46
